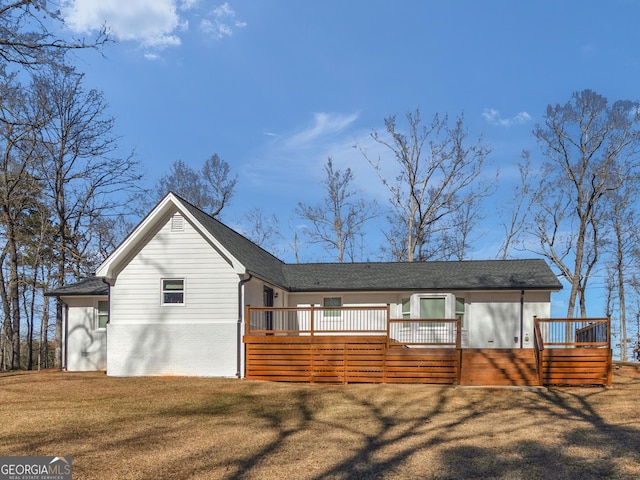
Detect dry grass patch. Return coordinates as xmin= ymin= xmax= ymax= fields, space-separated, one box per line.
xmin=1 ymin=365 xmax=639 ymax=479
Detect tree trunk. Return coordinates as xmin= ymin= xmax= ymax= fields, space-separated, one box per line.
xmin=6 ymin=219 xmax=21 ymax=369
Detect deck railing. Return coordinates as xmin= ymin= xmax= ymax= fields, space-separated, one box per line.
xmin=246 ymin=306 xmax=461 ymax=348
xmin=389 ymin=319 xmax=461 ymax=347
xmin=533 ymin=317 xmax=612 ymax=386
xmin=246 ymin=305 xmax=389 ymax=336
xmin=533 ymin=317 xmax=610 ymax=348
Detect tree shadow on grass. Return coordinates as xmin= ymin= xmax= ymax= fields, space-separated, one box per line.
xmin=116 ymin=381 xmax=640 ymax=479
xmin=438 ymin=441 xmax=619 ymax=480
xmin=4 ymin=372 xmax=640 ymax=480
xmin=306 ymin=383 xmax=640 ymax=480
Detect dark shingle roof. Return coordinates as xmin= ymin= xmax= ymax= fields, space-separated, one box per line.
xmin=174 ymin=196 xmax=562 ymax=293
xmin=178 ymin=197 xmax=288 ymax=287
xmin=47 ymin=194 xmax=563 ymax=296
xmin=45 ymin=277 xmax=109 ymax=297
xmin=282 ymin=259 xmax=562 ymax=292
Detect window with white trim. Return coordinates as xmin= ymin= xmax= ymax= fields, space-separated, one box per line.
xmin=455 ymin=297 xmax=466 ymax=328
xmin=96 ymin=301 xmax=108 ymax=329
xmin=418 ymin=296 xmax=447 ymax=327
xmin=323 ymin=297 xmax=342 ymax=318
xmin=400 ymin=293 xmax=457 ymax=324
xmin=401 ymin=297 xmax=411 ymax=328
xmin=162 ymin=279 xmax=185 ymax=305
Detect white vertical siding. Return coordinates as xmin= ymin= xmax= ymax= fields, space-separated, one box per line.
xmin=64 ymin=296 xmax=107 ymax=371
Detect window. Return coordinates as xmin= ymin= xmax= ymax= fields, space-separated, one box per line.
xmin=162 ymin=279 xmax=185 ymax=305
xmin=97 ymin=301 xmax=108 ymax=329
xmin=419 ymin=296 xmax=446 ymax=327
xmin=455 ymin=297 xmax=465 ymax=327
xmin=401 ymin=298 xmax=411 ymax=328
xmin=323 ymin=297 xmax=342 ymax=318
xmin=399 ymin=294 xmax=457 ymax=325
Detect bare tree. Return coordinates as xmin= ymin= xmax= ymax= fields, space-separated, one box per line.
xmin=497 ymin=150 xmax=535 ymax=260
xmin=241 ymin=207 xmax=283 ymax=257
xmin=34 ymin=64 xmax=142 ymax=367
xmin=201 ymin=154 xmax=237 ymax=217
xmin=0 ymin=0 xmax=108 ymax=68
xmin=0 ymin=67 xmax=44 ymax=369
xmin=155 ymin=154 xmax=237 ymax=217
xmin=603 ymin=182 xmax=640 ymax=361
xmin=442 ymin=200 xmax=481 ymax=261
xmin=527 ymin=90 xmax=640 ymax=318
xmin=296 ymin=157 xmax=378 ymax=263
xmin=359 ymin=108 xmax=492 ymax=261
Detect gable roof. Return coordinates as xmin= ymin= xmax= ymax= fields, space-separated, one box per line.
xmin=177 ymin=197 xmax=287 ymax=287
xmin=95 ymin=192 xmax=286 ymax=285
xmin=282 ymin=259 xmax=562 ymax=292
xmin=57 ymin=192 xmax=561 ymax=295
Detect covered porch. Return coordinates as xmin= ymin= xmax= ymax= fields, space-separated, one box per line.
xmin=243 ymin=306 xmax=612 ymax=386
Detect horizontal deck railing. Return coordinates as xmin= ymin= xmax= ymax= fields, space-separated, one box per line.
xmin=246 ymin=309 xmax=611 ymax=386
xmin=533 ymin=316 xmax=612 ymax=387
xmin=246 ymin=306 xmax=461 ymax=347
xmin=534 ymin=317 xmax=610 ymax=348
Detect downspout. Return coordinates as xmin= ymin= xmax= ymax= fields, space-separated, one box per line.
xmin=102 ymin=278 xmax=111 ymax=370
xmin=237 ymin=274 xmax=253 ymax=378
xmin=63 ymin=302 xmax=69 ymax=370
xmin=520 ymin=290 xmax=525 ymax=349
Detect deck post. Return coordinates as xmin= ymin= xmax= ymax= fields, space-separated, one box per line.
xmin=310 ymin=305 xmax=315 ymax=337
xmin=533 ymin=316 xmax=543 ymax=386
xmin=386 ymin=304 xmax=391 ymax=349
xmin=607 ymin=348 xmax=613 ymax=387
xmin=309 ymin=305 xmax=315 ymax=383
xmin=456 ymin=318 xmax=462 ymax=385
xmin=384 ymin=304 xmax=391 ymax=383
xmin=245 ymin=305 xmax=251 ymax=336
xmin=606 ymin=317 xmax=612 ymax=387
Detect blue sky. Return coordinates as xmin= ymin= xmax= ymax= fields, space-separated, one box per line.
xmin=58 ymin=1 xmax=640 ymax=316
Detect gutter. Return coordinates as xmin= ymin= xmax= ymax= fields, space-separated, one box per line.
xmin=237 ymin=274 xmax=253 ymax=378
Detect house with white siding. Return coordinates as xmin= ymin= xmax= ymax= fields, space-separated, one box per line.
xmin=47 ymin=192 xmax=563 ymax=378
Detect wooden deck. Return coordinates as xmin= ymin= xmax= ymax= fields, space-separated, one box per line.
xmin=243 ymin=307 xmax=612 ymax=386
xmin=459 ymin=349 xmax=538 ymax=386
xmin=244 ymin=335 xmax=460 ymax=384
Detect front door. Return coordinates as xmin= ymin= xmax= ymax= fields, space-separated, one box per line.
xmin=263 ymin=287 xmax=274 ymax=331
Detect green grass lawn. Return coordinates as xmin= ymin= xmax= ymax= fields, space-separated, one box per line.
xmin=1 ymin=364 xmax=639 ymax=479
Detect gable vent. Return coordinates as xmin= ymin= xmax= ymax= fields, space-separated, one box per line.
xmin=171 ymin=213 xmax=185 ymax=232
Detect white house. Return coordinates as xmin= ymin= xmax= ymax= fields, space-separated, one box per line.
xmin=47 ymin=193 xmax=563 ymax=377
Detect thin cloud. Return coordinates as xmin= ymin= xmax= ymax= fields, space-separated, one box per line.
xmin=285 ymin=112 xmax=360 ymax=149
xmin=213 ymin=3 xmax=235 ymax=18
xmin=241 ymin=111 xmax=363 ymax=194
xmin=180 ymin=0 xmax=200 ymax=10
xmin=200 ymin=2 xmax=247 ymax=39
xmin=482 ymin=108 xmax=532 ymax=127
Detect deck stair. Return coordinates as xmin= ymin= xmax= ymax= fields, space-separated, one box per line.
xmin=459 ymin=348 xmax=539 ymax=386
